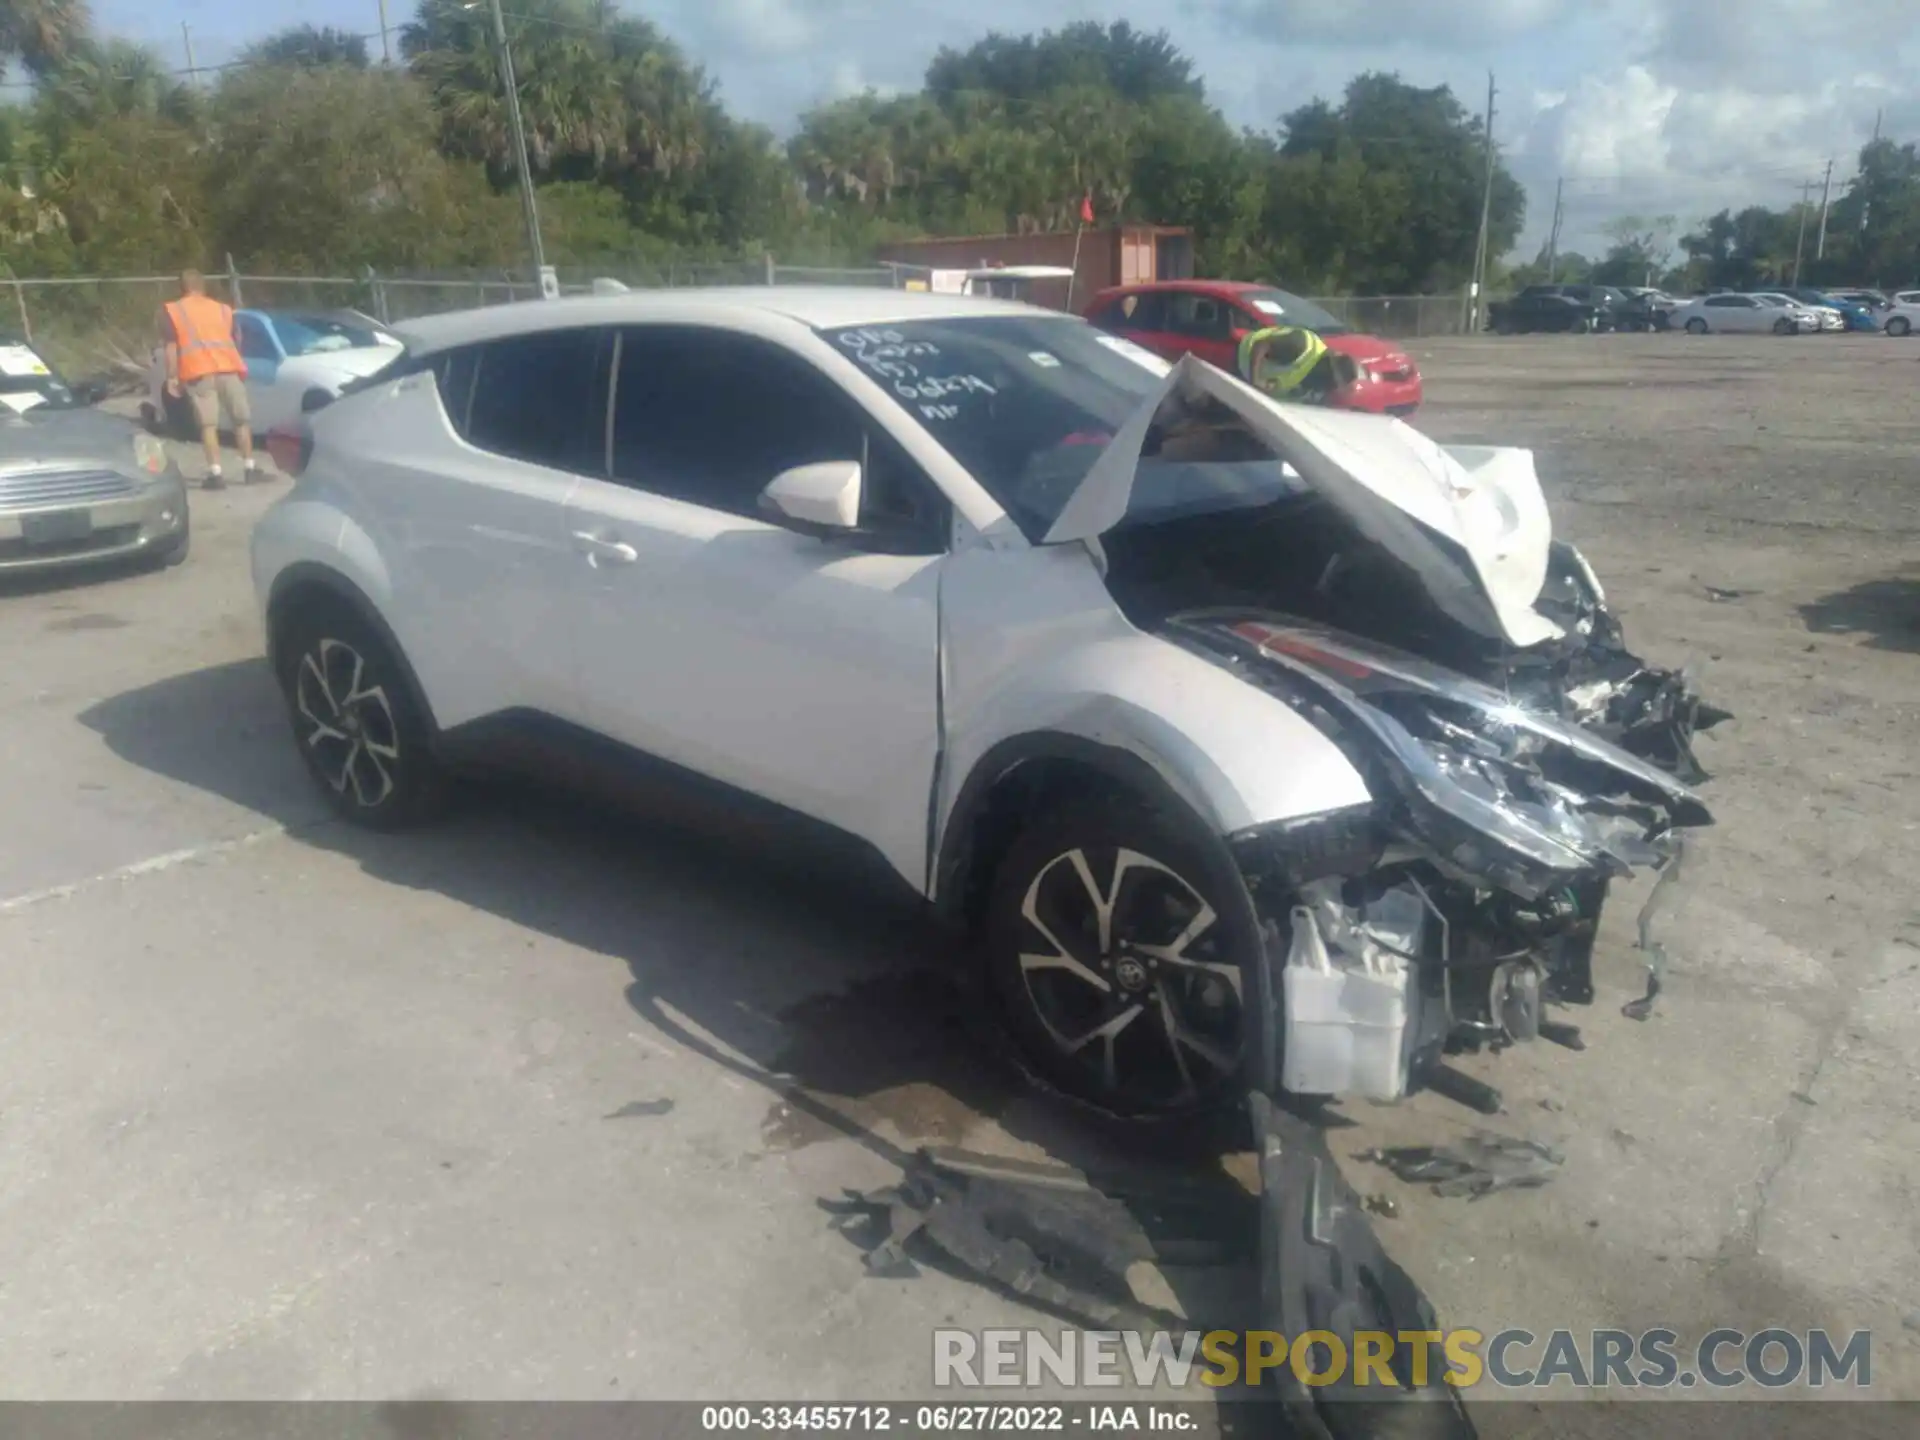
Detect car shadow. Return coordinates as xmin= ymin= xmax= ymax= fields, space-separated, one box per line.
xmin=78 ymin=657 xmax=1271 ymax=1339
xmin=1798 ymin=576 xmax=1920 ymax=653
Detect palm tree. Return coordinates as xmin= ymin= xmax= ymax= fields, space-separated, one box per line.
xmin=0 ymin=0 xmax=89 ymax=77
xmin=402 ymin=0 xmax=711 ymax=183
xmin=41 ymin=37 xmax=195 ymax=129
xmin=242 ymin=24 xmax=372 ymax=70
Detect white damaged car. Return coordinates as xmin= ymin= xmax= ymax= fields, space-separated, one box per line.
xmin=250 ymin=288 xmax=1725 ymax=1119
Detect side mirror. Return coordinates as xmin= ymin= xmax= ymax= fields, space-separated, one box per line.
xmin=300 ymin=386 xmax=334 ymax=414
xmin=759 ymin=460 xmax=862 ymax=537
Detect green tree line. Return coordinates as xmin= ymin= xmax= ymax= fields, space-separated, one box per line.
xmin=3 ymin=1 xmax=1915 ymax=296
xmin=1507 ymin=153 xmax=1920 ymax=295
xmin=1 ymin=2 xmax=1525 ymax=291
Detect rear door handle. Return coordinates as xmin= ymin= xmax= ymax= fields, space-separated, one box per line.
xmin=571 ymin=530 xmax=638 ymax=566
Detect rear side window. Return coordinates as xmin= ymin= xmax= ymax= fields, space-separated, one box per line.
xmin=1163 ymin=291 xmax=1233 ymax=339
xmin=463 ymin=328 xmax=609 ymax=474
xmin=429 ymin=347 xmax=480 ymax=433
xmin=1093 ymin=291 xmax=1166 ymax=332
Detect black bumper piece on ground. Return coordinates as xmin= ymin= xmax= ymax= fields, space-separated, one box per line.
xmin=1245 ymin=920 xmax=1480 ymax=1440
xmin=824 ymin=915 xmax=1479 ymax=1437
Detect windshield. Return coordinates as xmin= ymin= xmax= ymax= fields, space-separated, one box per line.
xmin=822 ymin=314 xmax=1310 ymax=542
xmin=1236 ymin=288 xmax=1351 ymax=335
xmin=0 ymin=340 xmax=81 ymax=411
xmin=274 ymin=314 xmax=390 ymax=357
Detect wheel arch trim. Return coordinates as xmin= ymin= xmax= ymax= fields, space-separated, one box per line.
xmin=265 ymin=562 xmax=442 ymax=737
xmin=931 ymin=730 xmax=1256 ymax=933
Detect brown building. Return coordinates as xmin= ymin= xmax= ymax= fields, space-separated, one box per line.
xmin=874 ymin=225 xmax=1196 ymax=313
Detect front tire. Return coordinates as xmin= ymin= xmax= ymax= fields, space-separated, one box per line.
xmin=1889 ymin=316 xmax=1912 ymax=337
xmin=1685 ymin=317 xmax=1709 ymax=334
xmin=982 ymin=797 xmax=1261 ymax=1117
xmin=274 ymin=604 xmax=448 ymax=830
xmin=1774 ymin=317 xmax=1796 ymax=336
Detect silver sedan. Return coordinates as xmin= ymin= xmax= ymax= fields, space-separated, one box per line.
xmin=1 ymin=337 xmax=189 ymax=578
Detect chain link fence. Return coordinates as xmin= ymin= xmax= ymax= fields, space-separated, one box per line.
xmin=4 ymin=259 xmax=1484 ymax=377
xmin=1300 ymin=294 xmax=1478 ymax=340
xmin=1 ymin=261 xmax=931 ymax=376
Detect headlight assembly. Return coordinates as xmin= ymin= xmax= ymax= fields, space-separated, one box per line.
xmin=1174 ymin=615 xmax=1711 ymax=900
xmin=132 ymin=433 xmax=170 ymax=476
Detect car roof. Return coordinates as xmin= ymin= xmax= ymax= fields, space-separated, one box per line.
xmin=390 ymin=286 xmax=1050 ymax=353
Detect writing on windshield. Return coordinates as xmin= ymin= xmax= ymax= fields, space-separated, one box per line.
xmin=833 ymin=327 xmax=998 ymax=423
xmin=821 ymin=315 xmax=1307 ymax=541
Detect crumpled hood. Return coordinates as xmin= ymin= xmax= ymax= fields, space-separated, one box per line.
xmin=1042 ymin=354 xmax=1561 ymax=648
xmin=0 ymin=403 xmax=142 ymax=467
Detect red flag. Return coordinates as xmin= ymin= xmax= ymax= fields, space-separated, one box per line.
xmin=1079 ymin=190 xmax=1095 ymax=226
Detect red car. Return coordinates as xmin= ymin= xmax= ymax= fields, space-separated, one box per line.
xmin=1083 ymin=280 xmax=1423 ymax=416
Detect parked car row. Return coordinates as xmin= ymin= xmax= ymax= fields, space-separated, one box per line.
xmin=1822 ymin=288 xmax=1920 ymax=335
xmin=1488 ymin=284 xmax=1681 ymax=334
xmin=1491 ymin=282 xmax=1920 ymax=336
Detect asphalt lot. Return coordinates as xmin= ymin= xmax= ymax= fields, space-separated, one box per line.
xmin=2 ymin=333 xmax=1918 ymax=1411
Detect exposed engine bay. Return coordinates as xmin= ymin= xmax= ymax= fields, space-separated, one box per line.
xmin=1098 ymin=491 xmax=1731 ymax=784
xmin=1095 ymin=480 xmax=1724 ymax=1106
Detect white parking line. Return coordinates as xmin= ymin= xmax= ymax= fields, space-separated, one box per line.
xmin=0 ymin=825 xmax=292 ymax=916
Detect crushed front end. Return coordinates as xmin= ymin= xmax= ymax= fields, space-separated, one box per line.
xmin=1517 ymin=541 xmax=1732 ymax=784
xmin=1173 ymin=613 xmax=1713 ymax=1105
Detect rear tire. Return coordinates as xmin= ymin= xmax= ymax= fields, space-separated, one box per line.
xmin=273 ymin=601 xmax=449 ymax=830
xmin=1685 ymin=317 xmax=1709 ymax=334
xmin=1889 ymin=316 xmax=1912 ymax=337
xmin=982 ymin=795 xmax=1262 ymax=1118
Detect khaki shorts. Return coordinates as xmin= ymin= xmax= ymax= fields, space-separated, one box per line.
xmin=185 ymin=372 xmax=250 ymax=429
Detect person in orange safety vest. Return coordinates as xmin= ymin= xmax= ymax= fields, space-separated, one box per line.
xmin=159 ymin=269 xmax=257 ymax=489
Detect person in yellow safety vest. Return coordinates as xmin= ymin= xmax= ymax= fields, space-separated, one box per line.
xmin=1235 ymin=324 xmax=1359 ymax=405
xmin=159 ymin=269 xmax=257 ymax=490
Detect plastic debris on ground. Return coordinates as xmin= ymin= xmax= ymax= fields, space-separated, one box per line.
xmin=1359 ymin=1132 xmax=1565 ymax=1199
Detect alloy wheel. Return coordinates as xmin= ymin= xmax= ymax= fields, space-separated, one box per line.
xmin=294 ymin=638 xmax=402 ymax=809
xmin=1014 ymin=845 xmax=1244 ymax=1109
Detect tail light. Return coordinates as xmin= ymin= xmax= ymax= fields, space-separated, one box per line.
xmin=265 ymin=420 xmax=312 ymax=478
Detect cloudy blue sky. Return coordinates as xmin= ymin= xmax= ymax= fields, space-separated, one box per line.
xmin=88 ymin=0 xmax=1920 ymax=257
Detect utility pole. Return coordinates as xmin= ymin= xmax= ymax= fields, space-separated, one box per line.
xmin=1791 ymin=179 xmax=1812 ymax=286
xmin=1545 ymin=176 xmax=1565 ymax=283
xmin=180 ymin=22 xmax=198 ymax=86
xmin=378 ymin=0 xmax=393 ymax=64
xmin=466 ymin=0 xmax=546 ymax=280
xmin=1463 ymin=72 xmax=1496 ymax=332
xmin=1815 ymin=157 xmax=1834 ymax=261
